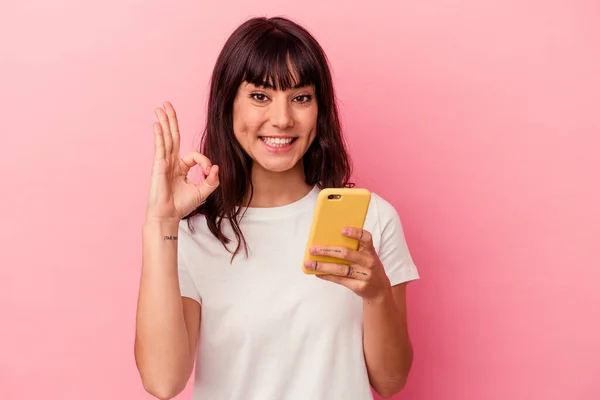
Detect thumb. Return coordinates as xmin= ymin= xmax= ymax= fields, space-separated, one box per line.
xmin=197 ymin=164 xmax=220 ymax=199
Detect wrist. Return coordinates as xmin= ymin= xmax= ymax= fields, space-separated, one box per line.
xmin=143 ymin=219 xmax=180 ymax=235
xmin=363 ymin=287 xmax=394 ymax=307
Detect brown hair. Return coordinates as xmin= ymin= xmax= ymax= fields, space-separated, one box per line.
xmin=184 ymin=16 xmax=353 ymax=258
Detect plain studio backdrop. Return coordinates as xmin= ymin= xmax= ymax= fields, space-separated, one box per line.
xmin=1 ymin=1 xmax=599 ymax=399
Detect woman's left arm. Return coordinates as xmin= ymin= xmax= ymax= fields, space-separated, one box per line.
xmin=304 ymin=227 xmax=414 ymax=398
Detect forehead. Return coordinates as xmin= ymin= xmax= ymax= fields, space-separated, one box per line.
xmin=241 ymin=80 xmax=315 ymax=91
xmin=242 ymin=43 xmax=318 ymax=91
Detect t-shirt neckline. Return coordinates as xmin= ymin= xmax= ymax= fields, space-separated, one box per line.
xmin=239 ymin=185 xmax=320 ymax=220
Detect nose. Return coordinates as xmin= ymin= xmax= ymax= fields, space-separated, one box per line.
xmin=269 ymin=99 xmax=294 ymax=130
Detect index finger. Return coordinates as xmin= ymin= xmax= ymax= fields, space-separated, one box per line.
xmin=180 ymin=151 xmax=212 ymax=175
xmin=309 ymin=245 xmax=365 ymax=264
xmin=342 ymin=227 xmax=373 ymax=249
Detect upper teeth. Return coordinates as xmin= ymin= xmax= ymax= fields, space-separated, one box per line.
xmin=262 ymin=137 xmax=293 ymax=146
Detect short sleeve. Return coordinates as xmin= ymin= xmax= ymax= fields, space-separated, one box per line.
xmin=373 ymin=194 xmax=419 ymax=286
xmin=177 ymin=221 xmax=202 ymax=304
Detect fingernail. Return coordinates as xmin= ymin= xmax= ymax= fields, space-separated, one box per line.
xmin=342 ymin=228 xmax=350 ymax=235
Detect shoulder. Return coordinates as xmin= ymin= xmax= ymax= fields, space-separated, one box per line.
xmin=366 ymin=191 xmax=401 ymax=228
xmin=365 ymin=190 xmax=419 ymax=283
xmin=364 ymin=190 xmax=411 ymax=252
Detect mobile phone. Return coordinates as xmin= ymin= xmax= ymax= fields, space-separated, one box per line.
xmin=302 ymin=187 xmax=371 ymax=274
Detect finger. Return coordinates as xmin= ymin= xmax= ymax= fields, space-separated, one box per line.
xmin=163 ymin=101 xmax=181 ymax=155
xmin=304 ymin=260 xmax=370 ymax=280
xmin=196 ymin=164 xmax=220 ymax=200
xmin=315 ymin=273 xmax=362 ymax=291
xmin=308 ymin=245 xmax=366 ymax=264
xmin=180 ymin=151 xmax=212 ymax=175
xmin=155 ymin=107 xmax=173 ymax=156
xmin=153 ymin=122 xmax=165 ymax=161
xmin=342 ymin=227 xmax=373 ymax=249
xmin=203 ymin=164 xmax=220 ymax=188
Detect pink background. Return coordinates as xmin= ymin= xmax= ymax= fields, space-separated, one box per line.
xmin=1 ymin=1 xmax=599 ymax=399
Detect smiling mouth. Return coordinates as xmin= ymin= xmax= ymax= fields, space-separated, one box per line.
xmin=259 ymin=136 xmax=298 ymax=147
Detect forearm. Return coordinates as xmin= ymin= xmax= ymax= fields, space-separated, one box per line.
xmin=362 ymin=289 xmax=413 ymax=397
xmin=135 ymin=221 xmax=192 ymax=395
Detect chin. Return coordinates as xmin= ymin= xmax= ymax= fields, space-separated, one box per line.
xmin=256 ymin=158 xmax=300 ymax=173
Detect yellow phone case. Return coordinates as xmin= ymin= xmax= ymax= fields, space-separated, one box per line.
xmin=302 ymin=187 xmax=371 ymax=274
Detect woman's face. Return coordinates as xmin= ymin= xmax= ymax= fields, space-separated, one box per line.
xmin=232 ymin=81 xmax=318 ymax=173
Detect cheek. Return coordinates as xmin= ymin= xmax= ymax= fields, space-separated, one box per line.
xmin=302 ymin=108 xmax=318 ymax=141
xmin=234 ymin=107 xmax=264 ymax=138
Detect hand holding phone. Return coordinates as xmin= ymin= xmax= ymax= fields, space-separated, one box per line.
xmin=302 ymin=188 xmax=371 ymax=274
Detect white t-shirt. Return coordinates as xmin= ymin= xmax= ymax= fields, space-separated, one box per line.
xmin=177 ymin=186 xmax=419 ymax=400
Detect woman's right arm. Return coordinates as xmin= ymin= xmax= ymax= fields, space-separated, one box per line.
xmin=134 ymin=101 xmax=219 ymax=400
xmin=134 ymin=220 xmax=200 ymax=400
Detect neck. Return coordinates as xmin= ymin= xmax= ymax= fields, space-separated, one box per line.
xmin=247 ymin=162 xmax=313 ymax=208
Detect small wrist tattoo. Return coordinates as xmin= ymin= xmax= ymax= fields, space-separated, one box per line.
xmin=163 ymin=235 xmax=178 ymax=241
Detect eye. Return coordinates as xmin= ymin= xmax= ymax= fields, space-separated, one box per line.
xmin=293 ymin=94 xmax=313 ymax=104
xmin=250 ymin=93 xmax=269 ymax=103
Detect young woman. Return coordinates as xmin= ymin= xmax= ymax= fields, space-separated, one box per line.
xmin=135 ymin=16 xmax=419 ymax=400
